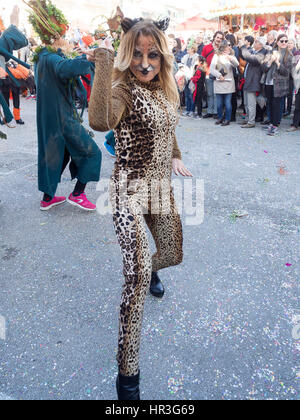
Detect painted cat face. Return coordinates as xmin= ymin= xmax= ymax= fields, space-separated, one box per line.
xmin=130 ymin=35 xmax=162 ymax=83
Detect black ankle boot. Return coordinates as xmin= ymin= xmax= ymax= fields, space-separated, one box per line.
xmin=116 ymin=371 xmax=140 ymax=400
xmin=150 ymin=272 xmax=165 ymax=298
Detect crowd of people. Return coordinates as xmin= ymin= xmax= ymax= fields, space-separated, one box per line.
xmin=1 ymin=27 xmax=300 ymax=137
xmin=171 ymin=30 xmax=300 ymax=136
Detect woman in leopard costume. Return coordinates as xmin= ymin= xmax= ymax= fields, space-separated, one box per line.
xmin=89 ymin=17 xmax=192 ymax=400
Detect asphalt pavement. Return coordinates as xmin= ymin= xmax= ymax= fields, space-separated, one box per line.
xmin=0 ymin=98 xmax=299 ymax=400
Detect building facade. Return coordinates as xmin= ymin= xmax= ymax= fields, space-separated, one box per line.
xmin=0 ymin=0 xmax=204 ymax=35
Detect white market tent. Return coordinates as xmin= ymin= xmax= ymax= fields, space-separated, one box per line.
xmin=208 ymin=0 xmax=300 ymax=38
xmin=209 ymin=0 xmax=300 ymax=17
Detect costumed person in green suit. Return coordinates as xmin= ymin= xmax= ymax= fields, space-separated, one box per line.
xmin=0 ymin=25 xmax=30 ymax=138
xmin=26 ymin=0 xmax=102 ymax=211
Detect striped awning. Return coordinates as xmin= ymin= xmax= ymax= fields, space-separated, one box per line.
xmin=209 ymin=1 xmax=300 ymax=17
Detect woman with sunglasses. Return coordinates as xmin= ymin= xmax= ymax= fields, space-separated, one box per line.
xmin=262 ymin=34 xmax=293 ymax=136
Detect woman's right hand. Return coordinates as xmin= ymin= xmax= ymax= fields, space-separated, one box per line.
xmin=85 ymin=38 xmax=114 ymax=62
xmin=97 ymin=37 xmax=114 ymax=52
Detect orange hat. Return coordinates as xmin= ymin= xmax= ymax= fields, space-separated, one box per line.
xmin=82 ymin=35 xmax=94 ymax=47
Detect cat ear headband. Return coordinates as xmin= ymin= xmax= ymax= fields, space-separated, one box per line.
xmin=121 ymin=17 xmax=170 ymax=34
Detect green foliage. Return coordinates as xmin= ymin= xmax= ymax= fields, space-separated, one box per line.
xmin=46 ymin=2 xmax=68 ymax=25
xmin=31 ymin=45 xmax=78 ymax=63
xmin=113 ymin=38 xmax=120 ymax=51
xmin=27 ymin=0 xmax=68 ymax=44
xmin=31 ymin=45 xmax=55 ymax=62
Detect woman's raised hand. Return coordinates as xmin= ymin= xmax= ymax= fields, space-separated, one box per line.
xmin=78 ymin=38 xmax=114 ymax=62
xmin=97 ymin=37 xmax=115 ymax=52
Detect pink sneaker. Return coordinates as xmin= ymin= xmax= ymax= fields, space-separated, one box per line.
xmin=67 ymin=193 xmax=96 ymax=211
xmin=40 ymin=196 xmax=66 ymax=211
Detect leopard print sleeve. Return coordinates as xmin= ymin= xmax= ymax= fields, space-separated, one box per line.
xmin=89 ymin=48 xmax=132 ymax=132
xmin=172 ymin=135 xmax=182 ymax=160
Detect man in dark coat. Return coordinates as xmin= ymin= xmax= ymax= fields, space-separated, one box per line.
xmin=240 ymin=37 xmax=267 ymax=128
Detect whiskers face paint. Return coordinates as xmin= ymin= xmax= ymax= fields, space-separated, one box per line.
xmin=136 ymin=64 xmax=155 ymax=76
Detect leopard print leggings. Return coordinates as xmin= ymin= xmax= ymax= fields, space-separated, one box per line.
xmin=112 ymin=188 xmax=183 ymax=377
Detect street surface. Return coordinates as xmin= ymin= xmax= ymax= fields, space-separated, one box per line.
xmin=0 ymin=98 xmax=299 ymax=400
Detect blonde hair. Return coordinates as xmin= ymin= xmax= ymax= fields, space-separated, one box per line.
xmin=113 ymin=20 xmax=179 ymax=108
xmin=189 ymin=44 xmax=198 ymax=54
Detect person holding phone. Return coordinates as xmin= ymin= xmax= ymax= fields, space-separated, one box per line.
xmin=210 ymin=40 xmax=239 ymax=126
xmin=261 ymin=34 xmax=293 ymax=136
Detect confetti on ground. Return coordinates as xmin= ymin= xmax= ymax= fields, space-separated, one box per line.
xmin=167 ymin=376 xmax=184 ymax=395
xmin=257 ymin=178 xmax=270 ymax=185
xmin=230 ymin=211 xmax=249 ymax=222
xmin=244 ymin=162 xmax=258 ymax=168
xmin=278 ymin=165 xmax=288 ymax=176
xmin=98 ymin=238 xmax=118 ymax=245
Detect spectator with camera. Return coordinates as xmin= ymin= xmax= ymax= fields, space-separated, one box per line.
xmin=210 ymin=40 xmax=239 ymax=126
xmin=239 ymin=37 xmax=267 ymax=128
xmin=261 ymin=34 xmax=293 ymax=136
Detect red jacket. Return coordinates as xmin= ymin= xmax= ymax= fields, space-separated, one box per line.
xmin=202 ymin=43 xmax=215 ymax=68
xmin=191 ymin=69 xmax=203 ymax=102
xmin=82 ymin=74 xmax=91 ymax=102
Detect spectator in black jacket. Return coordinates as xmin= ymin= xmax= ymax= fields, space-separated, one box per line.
xmin=261 ymin=34 xmax=293 ymax=136
xmin=240 ymin=37 xmax=267 ymax=128
xmin=283 ymin=39 xmax=298 ymax=116
xmin=287 ymin=52 xmax=300 ymax=131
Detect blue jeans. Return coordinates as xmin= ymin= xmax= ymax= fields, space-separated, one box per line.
xmin=217 ymin=93 xmax=232 ymax=122
xmin=185 ymin=85 xmax=195 ymax=113
xmin=205 ymin=78 xmax=218 ymax=115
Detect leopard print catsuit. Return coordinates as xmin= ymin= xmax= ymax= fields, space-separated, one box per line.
xmin=89 ymin=49 xmax=183 ymax=377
